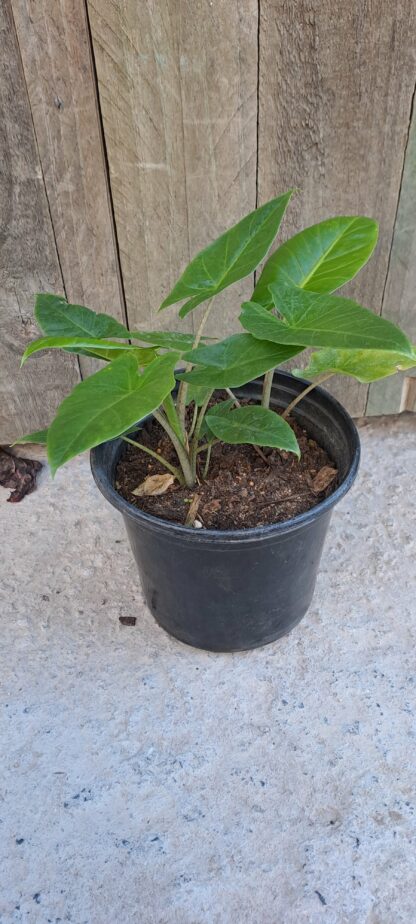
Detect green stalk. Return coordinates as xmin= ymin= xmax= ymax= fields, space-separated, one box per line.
xmin=121 ymin=436 xmax=183 ymax=483
xmin=261 ymin=369 xmax=275 ymax=408
xmin=190 ymin=390 xmax=214 ymax=479
xmin=163 ymin=393 xmax=185 ymax=443
xmin=282 ymin=374 xmax=334 ymax=419
xmin=176 ymin=297 xmax=215 ymax=430
xmin=188 ymin=402 xmax=199 ymax=439
xmin=153 ymin=409 xmax=194 ymax=487
xmin=202 ymin=442 xmax=213 ymax=479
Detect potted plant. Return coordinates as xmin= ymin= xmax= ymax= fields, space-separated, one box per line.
xmin=17 ymin=191 xmax=415 ymax=651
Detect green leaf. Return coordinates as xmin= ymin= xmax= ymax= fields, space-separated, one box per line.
xmin=162 ymin=392 xmax=184 ymax=440
xmin=293 ymin=346 xmax=416 ymax=384
xmin=252 ymin=216 xmax=378 ymax=307
xmin=21 ymin=336 xmax=155 ymax=366
xmin=204 ymin=405 xmax=300 ymax=456
xmin=199 ymin=399 xmax=235 ymax=439
xmin=160 ymin=191 xmax=294 ymax=316
xmin=47 ymin=352 xmax=179 ymax=475
xmin=64 ymin=344 xmax=156 ymax=365
xmin=130 ymin=330 xmax=212 ymax=352
xmin=35 ymin=294 xmax=130 ymax=339
xmin=11 ymin=429 xmax=48 ymax=446
xmin=183 ymin=382 xmax=213 ymax=407
xmin=178 ymin=333 xmax=301 ymax=389
xmin=240 ymin=287 xmax=413 ymax=355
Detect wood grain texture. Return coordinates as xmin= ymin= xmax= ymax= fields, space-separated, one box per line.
xmin=258 ymin=0 xmax=416 ymax=416
xmin=366 ymin=103 xmax=416 ymax=415
xmin=0 ymin=2 xmax=79 ymax=443
xmin=12 ymin=0 xmax=126 ymax=377
xmin=87 ymin=0 xmax=258 ymax=338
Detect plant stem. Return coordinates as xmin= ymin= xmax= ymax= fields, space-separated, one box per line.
xmin=196 ymin=438 xmax=220 ymax=454
xmin=121 ymin=436 xmax=183 ymax=482
xmin=153 ymin=409 xmax=195 ymax=487
xmin=190 ymin=390 xmax=214 ymax=479
xmin=225 ymin=387 xmax=241 ymax=406
xmin=163 ymin=393 xmax=185 ymax=443
xmin=188 ymin=402 xmax=199 ymax=439
xmin=282 ymin=374 xmax=334 ymax=420
xmin=261 ymin=369 xmax=274 ymax=408
xmin=202 ymin=443 xmax=213 ymax=479
xmin=176 ymin=297 xmax=215 ymax=429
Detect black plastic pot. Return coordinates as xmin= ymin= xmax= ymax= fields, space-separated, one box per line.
xmin=91 ymin=372 xmax=360 ymax=652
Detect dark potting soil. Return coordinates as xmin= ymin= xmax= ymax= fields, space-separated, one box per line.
xmin=115 ymin=401 xmax=338 ymax=530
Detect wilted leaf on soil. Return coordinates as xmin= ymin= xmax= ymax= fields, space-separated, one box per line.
xmin=132 ymin=473 xmax=175 ymax=496
xmin=311 ymin=466 xmax=337 ymax=494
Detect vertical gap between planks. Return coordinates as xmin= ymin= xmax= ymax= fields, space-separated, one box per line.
xmin=83 ymin=0 xmax=129 ymax=333
xmin=365 ymin=77 xmax=416 ymax=414
xmin=177 ymin=4 xmax=194 ymax=337
xmin=253 ymin=0 xmax=261 ymax=289
xmin=9 ymin=5 xmax=83 ymax=382
xmin=10 ymin=8 xmax=68 ymax=302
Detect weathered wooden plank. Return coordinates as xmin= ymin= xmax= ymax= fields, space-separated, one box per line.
xmin=258 ymin=0 xmax=416 ymax=416
xmin=0 ymin=2 xmax=79 ymax=443
xmin=12 ymin=0 xmax=126 ymax=377
xmin=87 ymin=0 xmax=258 ymax=338
xmin=366 ymin=105 xmax=416 ymax=415
xmin=400 ymin=376 xmax=416 ymax=413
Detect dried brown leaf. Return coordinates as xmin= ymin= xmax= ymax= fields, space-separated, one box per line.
xmin=132 ymin=473 xmax=175 ymax=497
xmin=311 ymin=466 xmax=337 ymax=494
xmin=202 ymin=498 xmax=221 ymax=517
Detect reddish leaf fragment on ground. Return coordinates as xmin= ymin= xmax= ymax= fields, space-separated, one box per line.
xmin=0 ymin=450 xmax=42 ymax=502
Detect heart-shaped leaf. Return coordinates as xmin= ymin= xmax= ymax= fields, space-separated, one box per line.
xmin=47 ymin=352 xmax=179 ymax=475
xmin=160 ymin=191 xmax=294 ymax=317
xmin=293 ymin=346 xmax=416 ymax=383
xmin=178 ymin=333 xmax=301 ymax=389
xmin=21 ymin=336 xmax=155 ymax=366
xmin=240 ymin=287 xmax=413 ymax=355
xmin=35 ymin=293 xmax=130 ymax=339
xmin=252 ymin=216 xmax=378 ymax=307
xmin=204 ymin=405 xmax=300 ymax=456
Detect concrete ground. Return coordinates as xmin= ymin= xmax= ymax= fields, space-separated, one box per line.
xmin=1 ymin=414 xmax=415 ymax=924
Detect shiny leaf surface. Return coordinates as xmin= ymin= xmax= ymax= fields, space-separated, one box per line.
xmin=21 ymin=337 xmax=155 ymax=366
xmin=35 ymin=293 xmax=130 ymax=338
xmin=11 ymin=429 xmax=48 ymax=446
xmin=252 ymin=216 xmax=378 ymax=307
xmin=240 ymin=287 xmax=413 ymax=354
xmin=179 ymin=333 xmax=301 ymax=389
xmin=205 ymin=405 xmax=300 ymax=455
xmin=47 ymin=352 xmax=179 ymax=475
xmin=160 ymin=192 xmax=293 ymax=316
xmin=293 ymin=346 xmax=416 ymax=383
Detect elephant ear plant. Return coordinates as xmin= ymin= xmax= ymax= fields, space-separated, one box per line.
xmin=17 ymin=190 xmax=415 ymax=492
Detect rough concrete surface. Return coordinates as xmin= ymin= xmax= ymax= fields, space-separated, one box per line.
xmin=1 ymin=414 xmax=415 ymax=924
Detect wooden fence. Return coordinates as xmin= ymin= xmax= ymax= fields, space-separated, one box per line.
xmin=1 ymin=0 xmax=416 ymax=442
